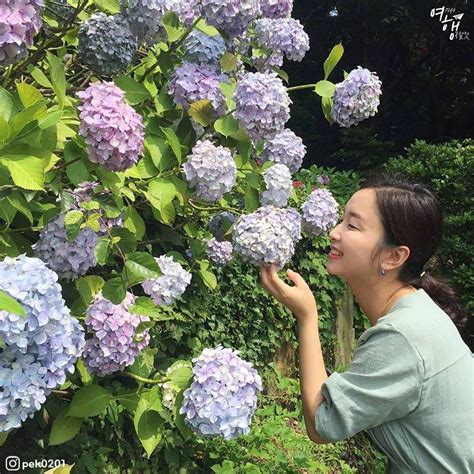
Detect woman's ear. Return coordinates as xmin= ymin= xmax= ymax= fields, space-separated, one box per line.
xmin=383 ymin=245 xmax=410 ymax=272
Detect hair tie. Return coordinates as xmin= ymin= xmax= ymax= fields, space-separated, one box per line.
xmin=420 ymin=271 xmax=426 ymax=278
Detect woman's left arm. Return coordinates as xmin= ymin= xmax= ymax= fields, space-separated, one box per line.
xmin=260 ymin=264 xmax=330 ymax=444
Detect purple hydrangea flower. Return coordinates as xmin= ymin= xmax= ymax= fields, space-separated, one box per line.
xmin=208 ymin=211 xmax=237 ymax=241
xmin=0 ymin=0 xmax=43 ymax=66
xmin=124 ymin=0 xmax=166 ymax=45
xmin=183 ymin=140 xmax=237 ymax=203
xmin=261 ymin=128 xmax=306 ymax=174
xmin=233 ymin=205 xmax=302 ymax=268
xmin=316 ymin=175 xmax=330 ymax=185
xmin=301 ymin=188 xmax=339 ymax=235
xmin=201 ymin=0 xmax=260 ymax=38
xmin=331 ymin=66 xmax=382 ymax=127
xmin=164 ymin=0 xmax=201 ymax=26
xmin=65 ymin=181 xmax=124 ymax=234
xmin=255 ymin=18 xmax=309 ymax=63
xmin=77 ymin=82 xmax=144 ymax=172
xmin=0 ymin=255 xmax=85 ymax=432
xmin=169 ymin=62 xmax=227 ymax=116
xmin=184 ymin=30 xmax=226 ymax=64
xmin=142 ymin=255 xmax=192 ymax=306
xmin=234 ymin=72 xmax=291 ymax=142
xmin=180 ymin=346 xmax=262 ymax=439
xmin=206 ymin=238 xmax=233 ymax=266
xmin=260 ymin=0 xmax=293 ymax=18
xmin=33 ymin=214 xmax=98 ymax=280
xmin=260 ymin=164 xmax=292 ymax=207
xmin=78 ymin=13 xmax=137 ymax=76
xmin=82 ymin=292 xmax=150 ymax=377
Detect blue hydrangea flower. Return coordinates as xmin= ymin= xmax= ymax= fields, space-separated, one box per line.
xmin=261 ymin=128 xmax=306 ymax=174
xmin=0 ymin=255 xmax=85 ymax=432
xmin=260 ymin=164 xmax=293 ymax=207
xmin=234 ymin=72 xmax=291 ymax=142
xmin=33 ymin=214 xmax=98 ymax=280
xmin=331 ymin=66 xmax=382 ymax=127
xmin=206 ymin=238 xmax=233 ymax=266
xmin=142 ymin=255 xmax=192 ymax=306
xmin=183 ymin=140 xmax=237 ymax=203
xmin=123 ymin=0 xmax=166 ymax=45
xmin=301 ymin=188 xmax=339 ymax=235
xmin=180 ymin=346 xmax=262 ymax=439
xmin=183 ymin=30 xmax=226 ymax=64
xmin=233 ymin=206 xmax=302 ymax=268
xmin=260 ymin=0 xmax=293 ymax=19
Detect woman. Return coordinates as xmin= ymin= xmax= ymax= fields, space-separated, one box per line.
xmin=260 ymin=172 xmax=473 ymax=473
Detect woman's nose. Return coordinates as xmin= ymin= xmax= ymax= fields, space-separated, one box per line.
xmin=329 ymin=223 xmax=341 ymax=240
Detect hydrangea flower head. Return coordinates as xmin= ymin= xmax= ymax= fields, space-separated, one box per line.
xmin=78 ymin=13 xmax=137 ymax=76
xmin=0 ymin=0 xmax=43 ymax=66
xmin=201 ymin=0 xmax=260 ymax=38
xmin=331 ymin=66 xmax=382 ymax=127
xmin=142 ymin=255 xmax=192 ymax=306
xmin=301 ymin=188 xmax=339 ymax=235
xmin=234 ymin=72 xmax=291 ymax=142
xmin=77 ymin=81 xmax=144 ymax=171
xmin=260 ymin=164 xmax=292 ymax=207
xmin=183 ymin=140 xmax=237 ymax=203
xmin=260 ymin=0 xmax=293 ymax=18
xmin=180 ymin=346 xmax=262 ymax=439
xmin=0 ymin=255 xmax=85 ymax=432
xmin=33 ymin=214 xmax=98 ymax=280
xmin=233 ymin=206 xmax=302 ymax=268
xmin=168 ymin=62 xmax=227 ymax=116
xmin=124 ymin=0 xmax=166 ymax=45
xmin=255 ymin=18 xmax=309 ymax=63
xmin=261 ymin=128 xmax=306 ymax=174
xmin=208 ymin=211 xmax=237 ymax=241
xmin=206 ymin=238 xmax=233 ymax=266
xmin=83 ymin=292 xmax=150 ymax=377
xmin=183 ymin=30 xmax=226 ymax=64
xmin=164 ymin=0 xmax=201 ymax=26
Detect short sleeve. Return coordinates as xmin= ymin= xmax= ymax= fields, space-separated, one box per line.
xmin=315 ymin=324 xmax=424 ymax=443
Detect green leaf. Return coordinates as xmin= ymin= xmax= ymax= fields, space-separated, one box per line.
xmin=273 ymin=67 xmax=289 ymax=83
xmin=244 ymin=187 xmax=260 ymax=212
xmin=144 ymin=135 xmax=173 ymax=171
xmin=0 ymin=431 xmax=8 ymax=447
xmin=323 ymin=43 xmax=344 ymax=80
xmin=115 ymin=75 xmax=150 ymax=104
xmin=129 ymin=296 xmax=176 ymax=321
xmin=128 ymin=347 xmax=156 ymax=378
xmin=134 ymin=401 xmax=164 ymax=457
xmin=63 ymin=141 xmax=89 ymax=186
xmin=321 ymin=96 xmax=334 ymax=125
xmin=147 ymin=178 xmax=177 ymax=225
xmin=314 ymin=80 xmax=336 ymax=98
xmin=111 ymin=227 xmax=137 ymax=254
xmin=16 ymin=82 xmax=45 ymax=108
xmin=7 ymin=101 xmax=46 ymax=141
xmin=2 ymin=155 xmax=44 ymax=190
xmin=30 ymin=66 xmax=53 ymax=88
xmin=94 ymin=0 xmax=120 ymax=13
xmin=0 ymin=289 xmax=25 ymax=316
xmin=76 ymin=275 xmax=104 ymax=305
xmin=46 ymin=52 xmax=67 ymax=109
xmin=102 ymin=276 xmax=126 ymax=304
xmin=6 ymin=190 xmax=33 ymax=224
xmin=188 ymin=99 xmax=214 ymax=127
xmin=162 ymin=11 xmax=187 ymax=42
xmin=0 ymin=88 xmax=14 ymax=121
xmin=68 ymin=385 xmax=111 ymax=418
xmin=220 ymin=52 xmax=237 ymax=72
xmin=195 ymin=19 xmax=220 ymax=36
xmin=116 ymin=391 xmax=140 ymax=413
xmin=214 ymin=115 xmax=247 ymax=141
xmin=124 ymin=252 xmax=161 ymax=285
xmin=49 ymin=408 xmax=83 ymax=446
xmin=94 ymin=237 xmax=110 ymax=266
xmin=64 ymin=210 xmax=83 ymax=226
xmin=166 ymin=360 xmax=192 ymax=390
xmin=124 ymin=206 xmax=146 ymax=240
xmin=198 ymin=267 xmax=217 ymax=290
xmin=160 ymin=127 xmax=182 ymax=164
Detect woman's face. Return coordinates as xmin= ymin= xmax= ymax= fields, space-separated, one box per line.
xmin=327 ymin=188 xmax=386 ymax=283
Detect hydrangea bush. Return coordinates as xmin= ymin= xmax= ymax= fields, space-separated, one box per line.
xmin=0 ymin=0 xmax=381 ymax=460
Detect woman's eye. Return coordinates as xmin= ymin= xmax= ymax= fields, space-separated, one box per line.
xmin=348 ymin=224 xmax=358 ymax=230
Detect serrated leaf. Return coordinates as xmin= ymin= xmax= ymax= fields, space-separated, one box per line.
xmin=214 ymin=115 xmax=247 ymax=141
xmin=323 ymin=43 xmax=344 ymax=80
xmin=111 ymin=227 xmax=137 ymax=254
xmin=188 ymin=99 xmax=213 ymax=127
xmin=124 ymin=252 xmax=161 ymax=284
xmin=115 ymin=75 xmax=150 ymax=104
xmin=220 ymin=52 xmax=237 ymax=72
xmin=198 ymin=267 xmax=217 ymax=290
xmin=49 ymin=408 xmax=83 ymax=446
xmin=94 ymin=237 xmax=110 ymax=266
xmin=76 ymin=275 xmax=104 ymax=305
xmin=16 ymin=82 xmax=45 ymax=108
xmin=244 ymin=187 xmax=260 ymax=212
xmin=2 ymin=155 xmax=45 ymax=190
xmin=46 ymin=52 xmax=67 ymax=109
xmin=129 ymin=297 xmax=175 ymax=321
xmin=63 ymin=141 xmax=89 ymax=186
xmin=166 ymin=361 xmax=192 ymax=389
xmin=160 ymin=127 xmax=182 ymax=164
xmin=314 ymin=80 xmax=336 ymax=98
xmin=321 ymin=96 xmax=334 ymax=124
xmin=0 ymin=88 xmax=14 ymax=121
xmin=124 ymin=206 xmax=146 ymax=240
xmin=195 ymin=19 xmax=220 ymax=36
xmin=0 ymin=289 xmax=25 ymax=316
xmin=68 ymin=385 xmax=111 ymax=418
xmin=64 ymin=210 xmax=83 ymax=226
xmin=102 ymin=277 xmax=126 ymax=304
xmin=134 ymin=402 xmax=164 ymax=457
xmin=7 ymin=190 xmax=33 ymax=223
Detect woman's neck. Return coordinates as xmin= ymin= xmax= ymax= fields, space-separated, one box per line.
xmin=350 ymin=279 xmax=417 ymax=326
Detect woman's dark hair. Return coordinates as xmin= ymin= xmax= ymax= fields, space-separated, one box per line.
xmin=360 ymin=171 xmax=472 ymax=350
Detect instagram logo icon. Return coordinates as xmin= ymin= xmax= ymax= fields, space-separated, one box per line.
xmin=5 ymin=456 xmax=20 ymax=471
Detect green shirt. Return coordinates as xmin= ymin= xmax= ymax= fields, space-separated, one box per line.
xmin=315 ymin=289 xmax=474 ymax=473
